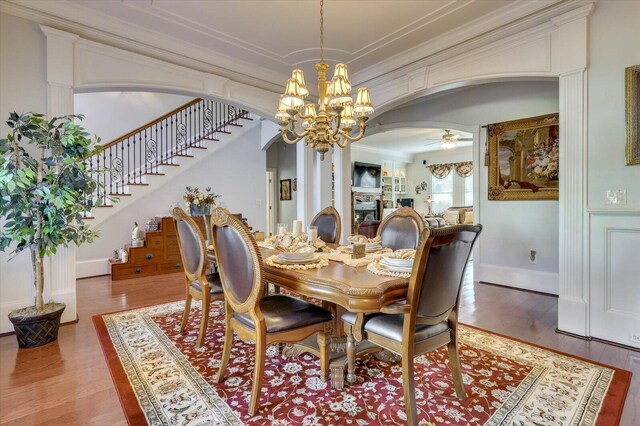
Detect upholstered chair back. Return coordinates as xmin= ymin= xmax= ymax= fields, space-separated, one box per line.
xmin=211 ymin=208 xmax=264 ymax=313
xmin=171 ymin=207 xmax=205 ymax=280
xmin=377 ymin=207 xmax=425 ymax=251
xmin=411 ymin=225 xmax=482 ymax=322
xmin=310 ymin=206 xmax=341 ymax=244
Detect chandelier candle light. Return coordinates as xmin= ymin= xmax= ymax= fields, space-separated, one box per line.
xmin=275 ymin=0 xmax=374 ymax=160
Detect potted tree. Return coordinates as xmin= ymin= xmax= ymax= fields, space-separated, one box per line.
xmin=0 ymin=112 xmax=104 ymax=348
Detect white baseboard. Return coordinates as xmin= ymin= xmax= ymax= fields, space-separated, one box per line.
xmin=478 ymin=263 xmax=559 ymax=295
xmin=76 ymin=258 xmax=110 ymax=278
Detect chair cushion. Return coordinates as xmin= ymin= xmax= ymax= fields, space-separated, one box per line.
xmin=341 ymin=311 xmax=381 ymax=325
xmin=190 ymin=272 xmax=224 ymax=295
xmin=234 ymin=295 xmax=333 ymax=333
xmin=364 ymin=314 xmax=450 ymax=343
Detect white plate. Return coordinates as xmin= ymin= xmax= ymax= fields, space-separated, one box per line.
xmin=381 ymin=257 xmax=413 ymax=267
xmin=378 ymin=261 xmax=412 ymax=273
xmin=273 ymin=254 xmax=321 ymax=265
xmin=279 ymin=252 xmax=315 ymax=261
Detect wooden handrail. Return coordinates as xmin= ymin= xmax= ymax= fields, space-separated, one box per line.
xmin=99 ymin=98 xmax=203 ymax=150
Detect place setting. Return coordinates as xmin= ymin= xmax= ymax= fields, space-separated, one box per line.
xmin=367 ymin=249 xmax=416 ymax=278
xmin=262 ymin=221 xmax=329 ymax=270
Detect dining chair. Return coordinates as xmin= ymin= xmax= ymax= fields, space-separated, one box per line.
xmin=210 ymin=207 xmax=333 ymax=416
xmin=171 ymin=206 xmax=224 ymax=347
xmin=343 ymin=224 xmax=482 ymax=426
xmin=310 ymin=206 xmax=341 ymax=244
xmin=376 ymin=206 xmax=425 ymax=250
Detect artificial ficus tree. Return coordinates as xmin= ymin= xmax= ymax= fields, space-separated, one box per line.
xmin=0 ymin=112 xmax=105 ymax=311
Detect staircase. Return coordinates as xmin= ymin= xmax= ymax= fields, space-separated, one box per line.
xmin=84 ymin=98 xmax=252 ymax=224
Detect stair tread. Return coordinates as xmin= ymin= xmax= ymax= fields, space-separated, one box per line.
xmin=109 ymin=193 xmax=131 ymax=196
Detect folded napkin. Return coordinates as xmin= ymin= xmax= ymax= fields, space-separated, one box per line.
xmin=347 ymin=235 xmax=381 ymax=244
xmin=262 ymin=232 xmax=329 ymax=253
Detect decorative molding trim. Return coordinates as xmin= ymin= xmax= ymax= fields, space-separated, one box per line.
xmin=478 ymin=263 xmax=559 ymax=295
xmin=550 ymin=3 xmax=596 ymax=27
xmin=350 ymin=144 xmax=413 ymax=164
xmin=1 ymin=0 xmax=285 ymax=92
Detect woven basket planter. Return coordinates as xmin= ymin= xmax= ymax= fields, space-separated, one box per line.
xmin=8 ymin=303 xmax=65 ymax=348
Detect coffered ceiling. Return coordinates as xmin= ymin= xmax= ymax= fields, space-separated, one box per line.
xmin=3 ymin=0 xmax=566 ymax=92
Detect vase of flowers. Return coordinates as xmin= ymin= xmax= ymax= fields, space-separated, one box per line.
xmin=526 ymin=137 xmax=559 ymax=186
xmin=183 ymin=186 xmax=220 ymax=216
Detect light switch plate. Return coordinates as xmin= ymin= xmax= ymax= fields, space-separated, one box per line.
xmin=605 ymin=189 xmax=626 ymax=205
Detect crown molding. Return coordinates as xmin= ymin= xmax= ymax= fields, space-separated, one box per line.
xmin=550 ymin=2 xmax=595 ymax=27
xmin=0 ymin=0 xmax=286 ymax=93
xmin=352 ymin=0 xmax=588 ymax=86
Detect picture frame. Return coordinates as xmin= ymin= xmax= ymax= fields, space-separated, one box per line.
xmin=626 ymin=65 xmax=640 ymax=165
xmin=487 ymin=113 xmax=559 ymax=201
xmin=280 ymin=179 xmax=292 ymax=200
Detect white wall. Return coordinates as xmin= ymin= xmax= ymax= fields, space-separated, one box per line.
xmin=74 ymin=91 xmax=194 ymax=144
xmin=586 ymin=0 xmax=640 ymax=347
xmin=408 ymin=147 xmax=473 ymax=215
xmin=370 ymin=81 xmax=560 ymax=294
xmin=76 ymin=125 xmax=266 ymax=270
xmin=0 ymin=13 xmax=49 ymax=333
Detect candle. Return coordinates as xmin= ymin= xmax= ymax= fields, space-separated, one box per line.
xmin=307 ymin=226 xmax=318 ymax=242
xmin=277 ymin=223 xmax=288 ymax=236
xmin=293 ymin=220 xmax=303 ymax=237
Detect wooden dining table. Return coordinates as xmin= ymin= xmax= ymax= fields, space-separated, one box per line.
xmin=261 ymin=245 xmax=409 ymax=388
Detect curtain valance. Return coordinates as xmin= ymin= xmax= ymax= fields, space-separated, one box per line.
xmin=428 ymin=161 xmax=473 ymax=179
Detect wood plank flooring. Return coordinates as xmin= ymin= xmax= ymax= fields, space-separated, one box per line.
xmin=0 ymin=270 xmax=637 ymax=425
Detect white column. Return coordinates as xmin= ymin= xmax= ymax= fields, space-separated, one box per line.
xmin=296 ymin=142 xmax=314 ymax=226
xmin=41 ymin=26 xmax=79 ymax=325
xmin=557 ymin=69 xmax=588 ymax=335
xmin=333 ymin=145 xmax=352 ymax=244
xmin=313 ymin=151 xmax=333 ymax=214
xmin=550 ymin=5 xmax=593 ymax=336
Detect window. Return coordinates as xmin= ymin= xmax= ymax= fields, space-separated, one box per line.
xmin=464 ymin=175 xmax=473 ymax=206
xmin=431 ymin=173 xmax=453 ymax=213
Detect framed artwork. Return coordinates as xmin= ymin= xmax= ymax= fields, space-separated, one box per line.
xmin=626 ymin=65 xmax=640 ymax=165
xmin=488 ymin=113 xmax=559 ymax=200
xmin=280 ymin=179 xmax=292 ymax=200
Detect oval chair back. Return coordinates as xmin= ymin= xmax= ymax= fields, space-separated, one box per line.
xmin=171 ymin=207 xmax=207 ymax=286
xmin=409 ymin=224 xmax=482 ymax=323
xmin=377 ymin=206 xmax=425 ymax=251
xmin=310 ymin=206 xmax=341 ymax=244
xmin=210 ymin=207 xmax=264 ymax=314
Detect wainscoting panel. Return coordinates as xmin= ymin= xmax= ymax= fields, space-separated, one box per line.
xmin=590 ymin=212 xmax=640 ymax=348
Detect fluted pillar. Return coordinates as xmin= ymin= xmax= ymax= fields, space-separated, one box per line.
xmin=41 ymin=25 xmax=79 ymax=324
xmin=333 ymin=145 xmax=352 ymax=244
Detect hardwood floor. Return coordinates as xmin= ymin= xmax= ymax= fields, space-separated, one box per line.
xmin=0 ymin=270 xmax=638 ymax=425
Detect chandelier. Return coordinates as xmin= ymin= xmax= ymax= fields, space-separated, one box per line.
xmin=275 ymin=0 xmax=374 ymax=160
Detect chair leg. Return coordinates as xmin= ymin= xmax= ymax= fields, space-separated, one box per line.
xmin=197 ymin=293 xmax=210 ymax=347
xmin=215 ymin=305 xmax=233 ymax=384
xmin=317 ymin=331 xmax=330 ymax=382
xmin=249 ymin=331 xmax=266 ymax=416
xmin=346 ymin=330 xmax=356 ymax=383
xmin=180 ymin=292 xmax=192 ymax=333
xmin=402 ymin=346 xmax=417 ymax=426
xmin=447 ymin=339 xmax=466 ymax=400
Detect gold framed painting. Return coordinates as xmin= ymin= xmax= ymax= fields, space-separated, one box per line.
xmin=488 ymin=113 xmax=559 ymax=200
xmin=626 ymin=65 xmax=640 ymax=165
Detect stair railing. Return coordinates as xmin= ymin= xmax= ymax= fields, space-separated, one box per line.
xmin=85 ymin=98 xmax=250 ymax=212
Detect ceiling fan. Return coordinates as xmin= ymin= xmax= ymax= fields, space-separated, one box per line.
xmin=424 ymin=129 xmax=473 ymax=149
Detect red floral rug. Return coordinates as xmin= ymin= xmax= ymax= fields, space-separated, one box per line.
xmin=94 ymin=301 xmax=631 ymax=425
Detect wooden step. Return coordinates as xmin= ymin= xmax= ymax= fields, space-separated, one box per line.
xmin=176 ymin=154 xmax=194 ymax=158
xmin=95 ymin=205 xmax=114 ymax=208
xmin=190 ymin=146 xmax=207 ymax=150
xmin=203 ymin=137 xmax=219 ymax=142
xmin=144 ymin=172 xmax=165 ymax=176
xmin=109 ymin=193 xmax=131 ymax=196
xmin=127 ymin=183 xmax=149 ymax=186
xmin=159 ymin=163 xmax=180 ymax=167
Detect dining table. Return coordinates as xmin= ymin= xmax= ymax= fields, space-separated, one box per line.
xmin=210 ymin=244 xmax=410 ymax=389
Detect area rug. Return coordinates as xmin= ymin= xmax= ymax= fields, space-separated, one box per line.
xmin=93 ymin=301 xmax=631 ymax=426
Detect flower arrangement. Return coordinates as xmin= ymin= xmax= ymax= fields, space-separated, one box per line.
xmin=183 ymin=186 xmax=220 ymax=209
xmin=527 ymin=138 xmax=559 ymax=181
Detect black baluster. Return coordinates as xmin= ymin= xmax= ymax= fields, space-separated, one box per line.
xmin=109 ymin=147 xmax=113 ymax=197
xmin=102 ymin=149 xmax=106 ymax=205
xmin=127 ymin=137 xmax=131 ymax=187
